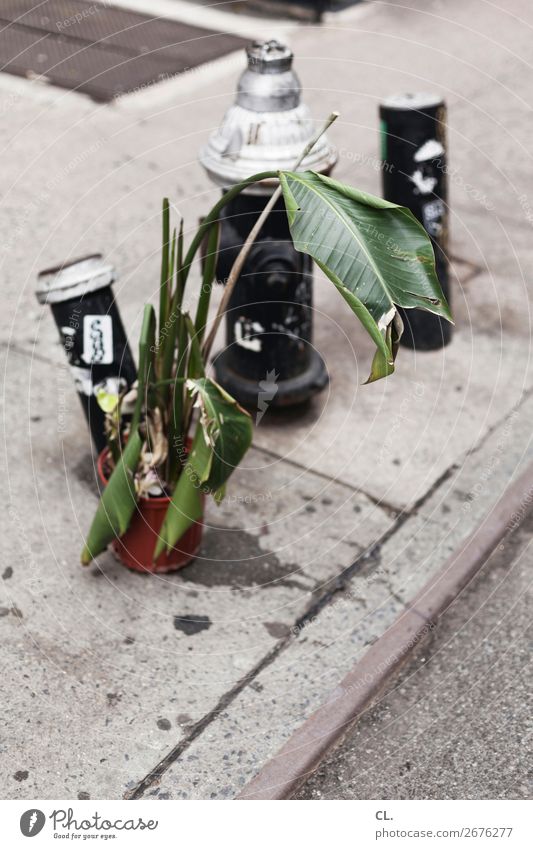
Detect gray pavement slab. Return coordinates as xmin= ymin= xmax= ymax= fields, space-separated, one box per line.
xmin=142 ymin=581 xmax=407 ymax=799
xmin=254 ymin=321 xmax=532 ymax=509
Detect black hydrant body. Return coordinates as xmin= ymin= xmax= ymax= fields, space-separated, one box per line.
xmin=199 ymin=40 xmax=337 ymax=410
xmin=380 ymin=93 xmax=452 ymax=350
xmin=36 ymin=254 xmax=137 ymax=451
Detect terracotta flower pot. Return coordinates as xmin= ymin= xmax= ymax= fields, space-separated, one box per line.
xmin=97 ymin=449 xmax=204 ymax=574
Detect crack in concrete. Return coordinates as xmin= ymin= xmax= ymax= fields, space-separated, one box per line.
xmin=124 ymin=634 xmax=295 ymax=800
xmin=250 ymin=444 xmax=402 ymax=517
xmin=290 ymin=463 xmax=460 ymax=636
xmin=0 ymin=340 xmax=60 ymax=368
xmin=125 ymin=462 xmax=459 ymax=799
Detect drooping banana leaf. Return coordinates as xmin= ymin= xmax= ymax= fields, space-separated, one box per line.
xmin=80 ymin=429 xmax=142 ymax=565
xmin=187 ymin=377 xmax=253 ymax=494
xmin=154 ymin=378 xmax=253 ymax=556
xmin=278 ymin=170 xmax=452 ymax=382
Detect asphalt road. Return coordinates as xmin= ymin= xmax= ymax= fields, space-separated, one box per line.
xmin=296 ymin=508 xmax=533 ymax=799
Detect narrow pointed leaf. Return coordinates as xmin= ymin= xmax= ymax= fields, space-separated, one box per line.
xmin=184 ymin=314 xmax=205 ymax=381
xmin=167 ymin=311 xmax=188 ymax=483
xmin=161 ymin=223 xmax=183 ymax=381
xmin=81 ymin=429 xmax=142 ymax=565
xmin=176 ymin=217 xmax=185 ymax=303
xmin=130 ymin=304 xmax=156 ymax=433
xmin=159 ymin=198 xmax=170 ymax=333
xmin=159 ymin=226 xmax=177 ymax=377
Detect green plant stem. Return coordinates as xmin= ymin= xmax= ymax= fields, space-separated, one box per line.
xmin=159 ymin=199 xmax=170 ymax=345
xmin=159 ymin=222 xmax=185 ymax=415
xmin=131 ymin=305 xmax=156 ymax=434
xmin=167 ymin=313 xmax=188 ymax=483
xmin=194 ymin=219 xmax=220 ymax=344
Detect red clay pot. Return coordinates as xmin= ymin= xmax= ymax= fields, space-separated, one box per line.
xmin=97 ymin=449 xmax=204 ymax=574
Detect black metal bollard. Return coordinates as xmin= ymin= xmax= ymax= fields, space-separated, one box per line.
xmin=36 ymin=254 xmax=137 ymax=451
xmin=199 ymin=40 xmax=337 ymax=411
xmin=380 ymin=93 xmax=452 ymax=350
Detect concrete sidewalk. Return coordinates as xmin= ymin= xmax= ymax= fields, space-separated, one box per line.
xmin=295 ymin=507 xmax=533 ymax=800
xmin=1 ymin=0 xmax=533 ymax=799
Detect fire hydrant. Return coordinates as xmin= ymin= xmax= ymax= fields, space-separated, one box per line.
xmin=199 ymin=39 xmax=337 ymax=410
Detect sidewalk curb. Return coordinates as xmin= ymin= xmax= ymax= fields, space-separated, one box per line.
xmin=236 ymin=463 xmax=533 ymax=800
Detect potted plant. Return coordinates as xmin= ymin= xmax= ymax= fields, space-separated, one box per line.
xmin=80 ymin=116 xmax=451 ymax=573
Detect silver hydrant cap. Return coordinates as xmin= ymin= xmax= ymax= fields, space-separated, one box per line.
xmin=246 ymin=39 xmax=293 ymax=74
xmin=199 ymin=39 xmax=337 ymax=191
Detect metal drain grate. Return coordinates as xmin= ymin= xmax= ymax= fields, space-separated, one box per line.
xmin=0 ymin=1 xmax=247 ymax=101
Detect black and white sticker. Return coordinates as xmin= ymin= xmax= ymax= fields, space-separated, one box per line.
xmin=83 ymin=315 xmax=113 ymax=365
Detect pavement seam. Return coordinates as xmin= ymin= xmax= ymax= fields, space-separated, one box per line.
xmin=288 ymin=462 xmax=459 ymax=634
xmin=123 ymin=630 xmax=296 ymax=799
xmin=460 ymin=387 xmax=533 ymax=462
xmin=249 ymin=443 xmax=404 ymax=516
xmin=124 ymin=461 xmax=457 ymax=799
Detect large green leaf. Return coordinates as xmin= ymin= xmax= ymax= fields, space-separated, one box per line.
xmin=188 ymin=378 xmax=253 ymax=494
xmin=80 ymin=429 xmax=142 ymax=565
xmin=279 ymin=170 xmax=452 ymax=381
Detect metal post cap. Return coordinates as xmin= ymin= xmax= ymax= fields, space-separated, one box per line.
xmin=36 ymin=254 xmax=115 ymax=305
xmin=381 ymin=92 xmax=444 ymax=111
xmin=246 ymin=40 xmax=293 ymax=74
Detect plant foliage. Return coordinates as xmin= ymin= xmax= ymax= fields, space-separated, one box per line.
xmin=81 ymin=167 xmax=451 ymax=565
